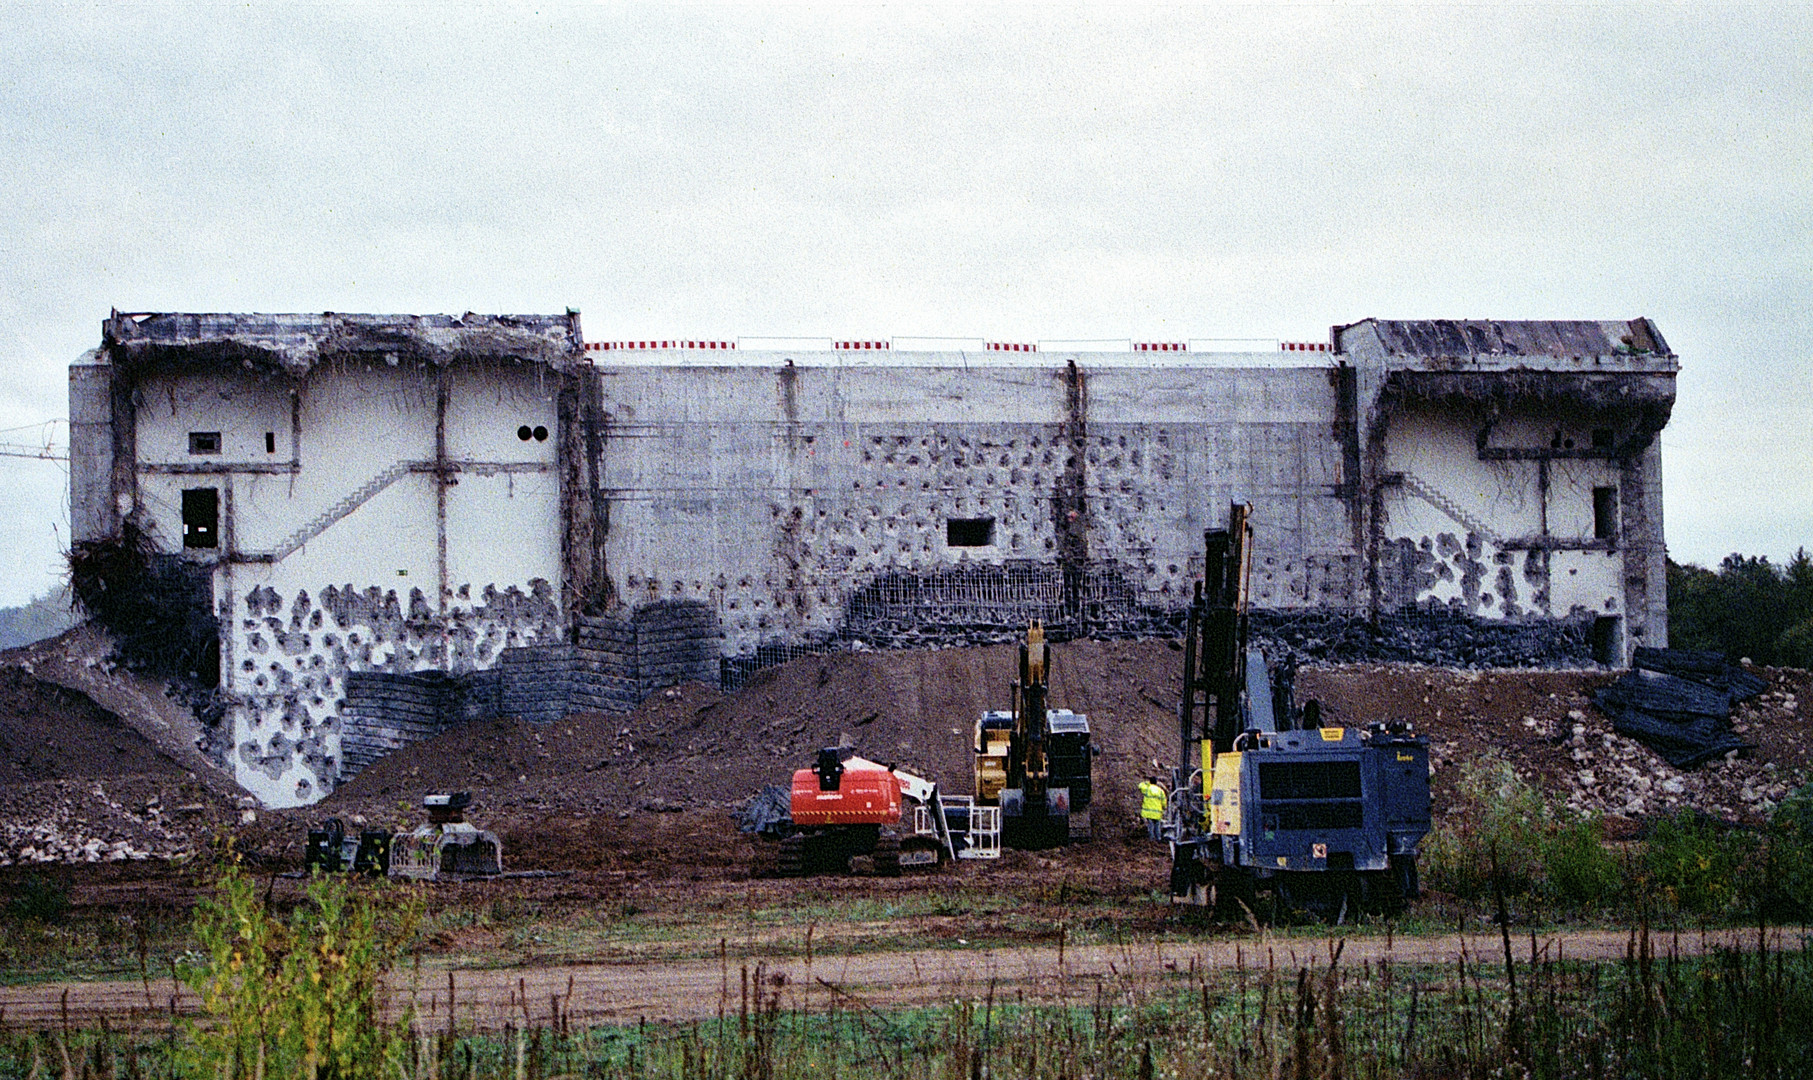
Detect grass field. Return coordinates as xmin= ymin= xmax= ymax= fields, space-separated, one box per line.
xmin=4 ymin=919 xmax=1808 ymax=1079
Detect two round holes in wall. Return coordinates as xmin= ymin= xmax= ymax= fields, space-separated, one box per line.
xmin=517 ymin=425 xmax=549 ymax=442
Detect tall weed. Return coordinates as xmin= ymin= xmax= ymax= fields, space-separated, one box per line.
xmin=177 ymin=863 xmax=421 ymax=1079
xmin=1545 ymin=815 xmax=1622 ymax=906
xmin=1424 ymin=751 xmax=1622 ymax=910
xmin=1761 ymin=781 xmax=1813 ymax=920
xmin=1638 ymin=810 xmax=1757 ymax=916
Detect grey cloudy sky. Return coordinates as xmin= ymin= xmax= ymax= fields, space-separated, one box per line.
xmin=0 ymin=3 xmax=1808 ymax=607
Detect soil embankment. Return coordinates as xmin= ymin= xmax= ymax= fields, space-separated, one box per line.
xmin=2 ymin=625 xmax=1811 ymax=871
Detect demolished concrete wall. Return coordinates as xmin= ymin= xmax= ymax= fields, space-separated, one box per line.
xmin=1338 ymin=318 xmax=1676 ymax=661
xmin=593 ymin=352 xmax=1357 ymax=655
xmin=80 ymin=313 xmax=583 ymax=806
xmin=69 ymin=313 xmax=1677 ymax=805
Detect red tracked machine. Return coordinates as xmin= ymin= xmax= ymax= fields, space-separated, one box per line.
xmin=768 ymin=746 xmax=955 ymax=876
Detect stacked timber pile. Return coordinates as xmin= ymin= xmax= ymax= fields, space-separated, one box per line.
xmin=1592 ymin=648 xmax=1767 ymax=767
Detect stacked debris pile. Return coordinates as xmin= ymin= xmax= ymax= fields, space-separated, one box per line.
xmin=1254 ymin=609 xmax=1595 ymax=669
xmin=1593 ymin=648 xmax=1768 ymax=767
xmin=0 ymin=778 xmax=217 ymax=865
xmin=727 ymin=606 xmax=1601 ymax=692
xmin=733 ymin=785 xmax=792 ymax=837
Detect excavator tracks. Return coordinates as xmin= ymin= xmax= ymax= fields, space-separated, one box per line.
xmin=776 ymin=835 xmax=805 ymax=878
xmin=873 ymin=832 xmax=902 ymax=877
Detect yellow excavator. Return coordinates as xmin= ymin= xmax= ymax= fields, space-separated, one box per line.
xmin=974 ymin=621 xmax=1094 ymax=848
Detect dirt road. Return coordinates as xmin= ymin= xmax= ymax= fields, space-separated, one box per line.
xmin=1 ymin=927 xmax=1795 ymax=1032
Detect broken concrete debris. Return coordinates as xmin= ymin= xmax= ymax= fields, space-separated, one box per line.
xmin=1593 ymin=647 xmax=1768 ymax=768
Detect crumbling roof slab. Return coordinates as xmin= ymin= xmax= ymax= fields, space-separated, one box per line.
xmin=102 ymin=311 xmax=583 ymax=377
xmin=1338 ymin=318 xmax=1675 ymax=366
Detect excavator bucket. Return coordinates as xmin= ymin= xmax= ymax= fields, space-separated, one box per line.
xmin=388 ymin=793 xmax=504 ymax=881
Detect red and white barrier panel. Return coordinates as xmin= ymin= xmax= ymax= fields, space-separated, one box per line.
xmin=585 ymin=341 xmax=737 ymax=352
xmin=835 ymin=341 xmax=890 ymax=350
xmin=1281 ymin=341 xmax=1330 ymax=352
xmin=986 ymin=342 xmax=1037 ymax=352
xmin=1135 ymin=342 xmax=1187 ymax=351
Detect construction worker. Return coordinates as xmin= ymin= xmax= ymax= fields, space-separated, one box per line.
xmin=1138 ymin=777 xmax=1167 ymax=840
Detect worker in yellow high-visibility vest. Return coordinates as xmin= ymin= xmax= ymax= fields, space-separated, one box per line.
xmin=1138 ymin=777 xmax=1167 ymax=840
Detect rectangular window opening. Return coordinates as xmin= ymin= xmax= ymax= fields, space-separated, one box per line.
xmin=1593 ymin=486 xmax=1618 ymax=540
xmin=187 ymin=431 xmax=221 ymax=455
xmin=946 ymin=517 xmax=996 ymax=547
xmin=182 ymin=487 xmax=220 ymax=549
xmin=265 ymin=431 xmax=276 ymax=454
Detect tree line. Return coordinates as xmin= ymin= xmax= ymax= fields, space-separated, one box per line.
xmin=1668 ymin=551 xmax=1813 ymax=668
xmin=0 ymin=585 xmax=76 ymax=651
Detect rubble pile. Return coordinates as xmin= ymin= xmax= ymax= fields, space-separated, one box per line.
xmin=1256 ymin=610 xmax=1595 ymax=669
xmin=732 ymin=784 xmax=792 ymax=836
xmin=3 ymin=625 xmax=1810 ymax=870
xmin=1592 ymin=647 xmax=1768 ymax=767
xmin=729 ymin=606 xmax=1601 ymax=691
xmin=1555 ymin=699 xmax=1798 ymax=821
xmin=0 ymin=779 xmax=207 ymax=865
xmin=1304 ymin=662 xmax=1813 ymax=828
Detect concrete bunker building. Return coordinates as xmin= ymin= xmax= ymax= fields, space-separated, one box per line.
xmin=68 ymin=313 xmax=1677 ymax=806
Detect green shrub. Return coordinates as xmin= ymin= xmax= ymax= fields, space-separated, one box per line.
xmin=1640 ymin=810 xmax=1758 ymax=916
xmin=1544 ymin=815 xmax=1624 ymax=906
xmin=1425 ymin=752 xmax=1625 ymax=911
xmin=5 ymin=874 xmax=69 ymax=923
xmin=177 ymin=864 xmax=421 ymax=1079
xmin=1424 ymin=751 xmax=1552 ymax=901
xmin=1758 ymin=782 xmax=1813 ymax=919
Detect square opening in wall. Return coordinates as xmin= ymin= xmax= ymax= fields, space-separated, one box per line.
xmin=188 ymin=431 xmax=221 ymax=455
xmin=182 ymin=487 xmax=219 ymax=549
xmin=947 ymin=517 xmax=995 ymax=547
xmin=1593 ymin=486 xmax=1618 ymax=540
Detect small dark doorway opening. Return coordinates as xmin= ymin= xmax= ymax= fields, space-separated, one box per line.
xmin=1592 ymin=616 xmax=1620 ymax=666
xmin=182 ymin=487 xmax=220 ymax=549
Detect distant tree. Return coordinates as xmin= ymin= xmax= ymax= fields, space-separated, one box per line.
xmin=1667 ymin=549 xmax=1813 ymax=667
xmin=0 ymin=584 xmax=79 ymax=651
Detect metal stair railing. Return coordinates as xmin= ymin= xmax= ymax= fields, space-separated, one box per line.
xmin=266 ymin=460 xmax=422 ymax=562
xmin=1398 ymin=472 xmax=1503 ymax=546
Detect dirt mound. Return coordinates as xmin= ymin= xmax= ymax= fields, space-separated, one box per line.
xmin=10 ymin=626 xmax=1808 ymax=873
xmin=2 ymin=625 xmax=230 ymax=786
xmin=1301 ymin=663 xmax=1813 ymax=826
xmin=0 ymin=657 xmax=238 ymax=866
xmin=0 ymin=665 xmax=186 ymax=784
xmin=310 ymin=639 xmax=1187 ymax=865
xmin=310 ymin=644 xmax=1813 ymax=870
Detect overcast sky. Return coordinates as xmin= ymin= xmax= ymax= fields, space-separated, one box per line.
xmin=0 ymin=3 xmax=1808 ymax=607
